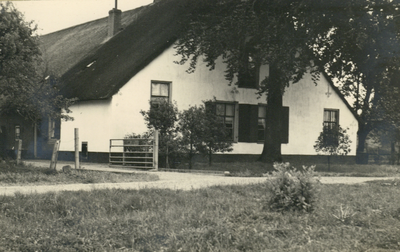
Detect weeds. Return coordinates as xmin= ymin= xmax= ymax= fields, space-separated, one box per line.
xmin=266 ymin=163 xmax=320 ymax=212
xmin=332 ymin=204 xmax=357 ymax=224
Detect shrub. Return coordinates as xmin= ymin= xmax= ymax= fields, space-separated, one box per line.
xmin=267 ymin=163 xmax=320 ymax=212
xmin=314 ymin=125 xmax=351 ymax=171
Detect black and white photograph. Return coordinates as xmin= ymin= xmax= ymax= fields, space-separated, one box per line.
xmin=1 ymin=0 xmax=400 ymax=250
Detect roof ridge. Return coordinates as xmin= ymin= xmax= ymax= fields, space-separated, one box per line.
xmin=40 ymin=7 xmax=147 ymax=38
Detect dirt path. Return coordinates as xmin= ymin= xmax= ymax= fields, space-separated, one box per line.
xmin=0 ymin=160 xmax=397 ymax=196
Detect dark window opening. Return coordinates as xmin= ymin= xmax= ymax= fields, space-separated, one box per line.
xmin=82 ymin=142 xmax=88 ymax=159
xmin=238 ymin=47 xmax=260 ymax=89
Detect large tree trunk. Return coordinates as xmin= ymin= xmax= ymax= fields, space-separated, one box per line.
xmin=356 ymin=123 xmax=371 ymax=164
xmin=258 ymin=66 xmax=283 ymax=163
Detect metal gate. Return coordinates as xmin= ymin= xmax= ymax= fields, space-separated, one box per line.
xmin=109 ymin=131 xmax=159 ymax=169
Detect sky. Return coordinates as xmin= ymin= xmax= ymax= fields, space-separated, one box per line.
xmin=8 ymin=0 xmax=153 ymax=35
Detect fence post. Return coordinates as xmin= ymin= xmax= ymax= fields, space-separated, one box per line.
xmin=50 ymin=140 xmax=60 ymax=170
xmin=153 ymin=130 xmax=159 ymax=170
xmin=75 ymin=128 xmax=79 ymax=169
xmin=16 ymin=139 xmax=22 ymax=165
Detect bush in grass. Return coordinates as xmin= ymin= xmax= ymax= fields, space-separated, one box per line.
xmin=267 ymin=163 xmax=320 ymax=212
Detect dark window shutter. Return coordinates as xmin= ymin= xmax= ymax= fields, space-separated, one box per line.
xmin=281 ymin=106 xmax=289 ymax=144
xmin=239 ymin=104 xmax=258 ymax=142
xmin=239 ymin=104 xmax=251 ymax=142
xmin=54 ymin=118 xmax=61 ymax=139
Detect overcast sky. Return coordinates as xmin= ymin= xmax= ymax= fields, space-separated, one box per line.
xmin=9 ymin=0 xmax=153 ymax=35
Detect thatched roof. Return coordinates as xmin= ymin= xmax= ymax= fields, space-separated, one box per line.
xmin=39 ymin=0 xmax=358 ymax=122
xmin=40 ymin=0 xmax=190 ymax=101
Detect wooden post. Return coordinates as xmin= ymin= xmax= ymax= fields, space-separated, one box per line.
xmin=50 ymin=140 xmax=60 ymax=170
xmin=16 ymin=139 xmax=22 ymax=165
xmin=153 ymin=130 xmax=159 ymax=170
xmin=75 ymin=128 xmax=79 ymax=169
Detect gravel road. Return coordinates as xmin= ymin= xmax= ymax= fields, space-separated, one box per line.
xmin=0 ymin=160 xmax=397 ymax=196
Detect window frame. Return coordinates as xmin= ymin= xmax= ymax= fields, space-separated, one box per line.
xmin=323 ymin=109 xmax=339 ymax=130
xmin=150 ymin=80 xmax=172 ymax=104
xmin=210 ymin=101 xmax=239 ymax=143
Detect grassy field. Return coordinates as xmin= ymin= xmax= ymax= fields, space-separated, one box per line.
xmin=0 ymin=161 xmax=159 ymax=186
xmin=0 ymin=179 xmax=399 ymax=251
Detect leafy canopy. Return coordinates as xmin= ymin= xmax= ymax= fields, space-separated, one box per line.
xmin=0 ymin=2 xmax=74 ymax=122
xmin=174 ymin=0 xmax=322 ymax=94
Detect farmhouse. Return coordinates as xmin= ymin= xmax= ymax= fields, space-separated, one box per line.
xmin=36 ymin=0 xmax=359 ymax=163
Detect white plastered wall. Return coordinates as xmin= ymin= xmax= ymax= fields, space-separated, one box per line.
xmin=60 ymin=45 xmax=358 ymax=156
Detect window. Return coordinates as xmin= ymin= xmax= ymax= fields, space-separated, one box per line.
xmin=216 ymin=103 xmax=236 ymax=140
xmin=15 ymin=125 xmax=20 ymax=140
xmin=258 ymin=105 xmax=267 ymax=141
xmin=323 ymin=109 xmax=339 ymax=130
xmin=238 ymin=51 xmax=260 ymax=89
xmin=151 ymin=81 xmax=170 ymax=105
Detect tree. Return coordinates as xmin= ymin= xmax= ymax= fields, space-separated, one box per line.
xmin=179 ymin=102 xmax=233 ymax=167
xmin=174 ymin=0 xmax=324 ymax=163
xmin=0 ymin=2 xmax=74 ymax=124
xmin=178 ymin=105 xmax=206 ymax=169
xmin=198 ymin=101 xmax=233 ymax=166
xmin=140 ymin=100 xmax=179 ymax=168
xmin=313 ymin=0 xmax=400 ymax=162
xmin=314 ymin=125 xmax=352 ymax=171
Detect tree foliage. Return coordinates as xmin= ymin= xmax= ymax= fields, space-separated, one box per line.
xmin=140 ymin=100 xmax=180 ymax=168
xmin=178 ymin=105 xmax=206 ymax=169
xmin=179 ymin=102 xmax=233 ymax=167
xmin=314 ymin=0 xmax=400 ymax=155
xmin=174 ymin=0 xmax=324 ymax=163
xmin=314 ymin=125 xmax=352 ymax=170
xmin=0 ymin=2 xmax=74 ymax=122
xmin=175 ymin=0 xmax=400 ymax=163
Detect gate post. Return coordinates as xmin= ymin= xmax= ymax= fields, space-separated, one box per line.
xmin=153 ymin=130 xmax=159 ymax=170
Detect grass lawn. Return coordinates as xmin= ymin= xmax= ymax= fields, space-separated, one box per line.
xmin=0 ymin=179 xmax=400 ymax=251
xmin=0 ymin=161 xmax=159 ymax=186
xmin=174 ymin=161 xmax=400 ymax=177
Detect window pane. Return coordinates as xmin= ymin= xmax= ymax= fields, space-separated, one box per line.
xmin=324 ymin=110 xmax=330 ymax=122
xmin=225 ymin=117 xmax=233 ymax=128
xmin=225 ymin=104 xmax=235 ymax=116
xmin=331 ymin=111 xmax=337 ymax=122
xmin=160 ymin=84 xmax=169 ymax=97
xmin=216 ymin=104 xmax=225 ymax=116
xmin=151 ymin=83 xmax=160 ymax=96
xmin=152 ymin=83 xmax=170 ymax=97
xmin=258 ymin=118 xmax=266 ymax=129
xmin=258 ymin=106 xmax=266 ymax=118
